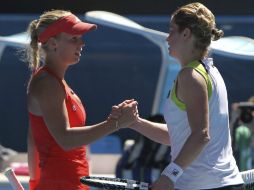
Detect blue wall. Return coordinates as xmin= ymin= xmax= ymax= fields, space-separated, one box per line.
xmin=0 ymin=14 xmax=254 ymax=151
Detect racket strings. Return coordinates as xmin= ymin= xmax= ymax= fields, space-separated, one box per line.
xmin=80 ymin=176 xmax=149 ymax=190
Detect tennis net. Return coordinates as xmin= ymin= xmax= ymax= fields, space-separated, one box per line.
xmin=241 ymin=169 xmax=254 ymax=190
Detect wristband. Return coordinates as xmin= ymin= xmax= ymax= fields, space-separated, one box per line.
xmin=29 ymin=179 xmax=39 ymax=190
xmin=161 ymin=162 xmax=183 ymax=183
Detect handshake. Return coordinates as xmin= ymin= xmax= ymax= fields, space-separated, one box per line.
xmin=108 ymin=99 xmax=139 ymax=130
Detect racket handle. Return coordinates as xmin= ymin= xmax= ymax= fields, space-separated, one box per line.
xmin=4 ymin=168 xmax=25 ymax=190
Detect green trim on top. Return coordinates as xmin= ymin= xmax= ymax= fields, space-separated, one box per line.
xmin=171 ymin=82 xmax=186 ymax=111
xmin=170 ymin=60 xmax=213 ymax=111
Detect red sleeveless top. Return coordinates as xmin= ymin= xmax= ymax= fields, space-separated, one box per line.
xmin=29 ymin=66 xmax=89 ymax=190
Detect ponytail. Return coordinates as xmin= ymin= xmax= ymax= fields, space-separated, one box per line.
xmin=26 ymin=19 xmax=40 ymax=71
xmin=211 ymin=28 xmax=224 ymax=41
xmin=25 ymin=10 xmax=71 ymax=72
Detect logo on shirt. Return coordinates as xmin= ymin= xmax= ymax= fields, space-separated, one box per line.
xmin=72 ymin=105 xmax=77 ymax=112
xmin=171 ymin=169 xmax=179 ymax=176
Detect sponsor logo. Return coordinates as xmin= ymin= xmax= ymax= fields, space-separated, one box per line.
xmin=171 ymin=169 xmax=179 ymax=176
xmin=72 ymin=105 xmax=77 ymax=111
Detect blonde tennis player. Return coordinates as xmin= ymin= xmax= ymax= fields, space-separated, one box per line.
xmin=26 ymin=10 xmax=137 ymax=190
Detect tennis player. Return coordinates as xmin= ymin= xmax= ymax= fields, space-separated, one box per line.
xmin=25 ymin=10 xmax=138 ymax=190
xmin=114 ymin=2 xmax=245 ymax=190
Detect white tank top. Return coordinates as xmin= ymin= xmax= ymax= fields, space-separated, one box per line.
xmin=163 ymin=58 xmax=244 ymax=189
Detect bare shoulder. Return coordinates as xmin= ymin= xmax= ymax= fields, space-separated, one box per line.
xmin=176 ymin=67 xmax=208 ymax=105
xmin=177 ymin=67 xmax=207 ymax=89
xmin=28 ymin=72 xmax=63 ymax=97
xmin=28 ymin=72 xmax=65 ymax=101
xmin=27 ymin=72 xmax=66 ymax=115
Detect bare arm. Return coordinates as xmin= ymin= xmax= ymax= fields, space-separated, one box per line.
xmin=129 ymin=118 xmax=170 ymax=145
xmin=173 ymin=68 xmax=210 ymax=169
xmin=28 ymin=75 xmax=137 ymax=151
xmin=27 ymin=126 xmax=40 ymax=180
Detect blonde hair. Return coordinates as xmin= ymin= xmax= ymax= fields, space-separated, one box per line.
xmin=172 ymin=2 xmax=224 ymax=57
xmin=26 ymin=10 xmax=71 ymax=71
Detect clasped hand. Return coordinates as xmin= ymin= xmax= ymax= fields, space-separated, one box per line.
xmin=108 ymin=99 xmax=139 ymax=129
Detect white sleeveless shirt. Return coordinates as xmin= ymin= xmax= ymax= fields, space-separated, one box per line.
xmin=163 ymin=58 xmax=243 ymax=189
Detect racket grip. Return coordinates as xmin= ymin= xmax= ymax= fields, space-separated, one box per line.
xmin=4 ymin=168 xmax=25 ymax=190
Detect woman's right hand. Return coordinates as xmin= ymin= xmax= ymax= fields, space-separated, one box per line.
xmin=118 ymin=100 xmax=139 ymax=128
xmin=108 ymin=99 xmax=136 ymax=120
xmin=108 ymin=99 xmax=139 ymax=128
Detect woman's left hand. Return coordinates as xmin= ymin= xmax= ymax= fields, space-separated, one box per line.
xmin=108 ymin=105 xmax=122 ymax=120
xmin=151 ymin=175 xmax=174 ymax=190
xmin=108 ymin=99 xmax=138 ymax=120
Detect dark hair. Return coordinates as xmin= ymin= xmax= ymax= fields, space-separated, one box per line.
xmin=172 ymin=2 xmax=224 ymax=57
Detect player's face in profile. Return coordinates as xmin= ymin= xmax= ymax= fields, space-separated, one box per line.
xmin=166 ymin=20 xmax=183 ymax=59
xmin=56 ymin=33 xmax=85 ymax=65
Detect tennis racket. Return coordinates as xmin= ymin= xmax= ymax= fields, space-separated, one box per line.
xmin=3 ymin=168 xmax=24 ymax=190
xmin=80 ymin=176 xmax=150 ymax=190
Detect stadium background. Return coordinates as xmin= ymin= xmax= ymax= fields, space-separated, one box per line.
xmin=0 ymin=0 xmax=254 ymax=152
